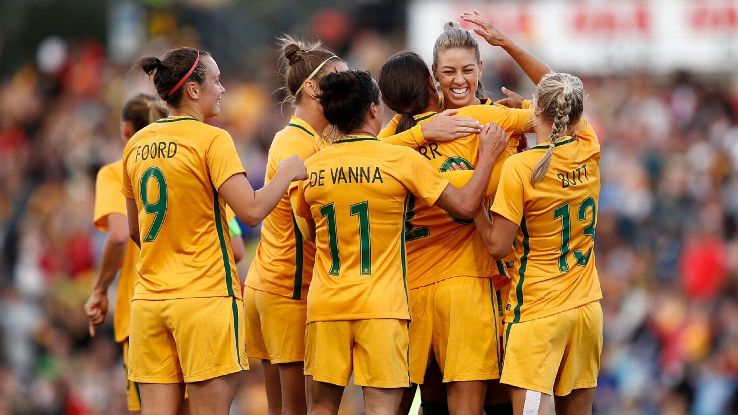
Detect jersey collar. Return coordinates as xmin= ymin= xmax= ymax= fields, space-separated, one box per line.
xmin=287 ymin=116 xmax=319 ymax=137
xmin=532 ymin=136 xmax=577 ymax=150
xmin=334 ymin=134 xmax=378 ymax=144
xmin=413 ymin=112 xmax=436 ymax=122
xmin=154 ymin=115 xmax=197 ymax=123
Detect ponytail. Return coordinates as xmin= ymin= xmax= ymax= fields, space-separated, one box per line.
xmin=530 ymin=73 xmax=584 ymax=185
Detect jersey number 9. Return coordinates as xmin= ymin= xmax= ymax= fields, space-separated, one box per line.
xmin=139 ymin=167 xmax=168 ymax=242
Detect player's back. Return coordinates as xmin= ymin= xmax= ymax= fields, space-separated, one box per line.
xmin=493 ymin=118 xmax=602 ymax=323
xmin=122 ymin=116 xmax=241 ymax=300
xmin=299 ymin=135 xmax=449 ymax=322
xmin=246 ymin=117 xmax=321 ymax=300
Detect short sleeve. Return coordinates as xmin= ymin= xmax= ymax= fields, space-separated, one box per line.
xmin=441 ymin=170 xmax=497 ymax=197
xmin=378 ymin=115 xmax=425 ymax=147
xmin=491 ymin=157 xmax=526 ymax=225
xmin=290 ymin=183 xmax=312 ymax=220
xmin=495 ymin=107 xmax=533 ymax=137
xmin=394 ymin=148 xmax=449 ymax=207
xmin=572 ymin=116 xmax=599 ymax=147
xmin=121 ymin=149 xmax=135 ymax=200
xmin=377 ymin=115 xmax=400 ymax=138
xmin=207 ymin=131 xmax=247 ymax=190
xmin=462 ymin=105 xmax=533 ymax=137
xmin=94 ymin=165 xmax=127 ymax=231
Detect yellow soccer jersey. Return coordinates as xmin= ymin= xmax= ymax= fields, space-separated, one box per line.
xmin=293 ymin=135 xmax=450 ymax=322
xmin=378 ymin=104 xmax=533 ymax=289
xmin=122 ymin=116 xmax=245 ymax=300
xmin=246 ymin=117 xmax=322 ymax=300
xmin=492 ymin=117 xmax=602 ymax=324
xmin=94 ymin=159 xmax=140 ymax=343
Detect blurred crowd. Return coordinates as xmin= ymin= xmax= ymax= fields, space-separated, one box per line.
xmin=1 ymin=9 xmax=738 ymax=415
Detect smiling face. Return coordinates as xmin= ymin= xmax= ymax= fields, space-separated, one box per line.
xmin=198 ymin=55 xmax=225 ymax=118
xmin=433 ymin=47 xmax=483 ymax=109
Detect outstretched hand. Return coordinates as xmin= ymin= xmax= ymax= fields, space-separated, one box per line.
xmin=460 ymin=10 xmax=509 ymax=48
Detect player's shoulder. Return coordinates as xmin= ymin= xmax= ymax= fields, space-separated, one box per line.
xmin=96 ymin=160 xmax=122 ymax=183
xmin=458 ymin=103 xmax=506 ymax=117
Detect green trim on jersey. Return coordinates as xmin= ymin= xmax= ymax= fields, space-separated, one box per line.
xmin=401 ymin=193 xmax=411 ymax=303
xmin=513 ymin=218 xmax=530 ymax=323
xmin=414 ymin=112 xmax=437 ymax=122
xmin=334 ymin=135 xmax=378 ymax=144
xmin=212 ymin=188 xmax=234 ymax=296
xmin=532 ymin=137 xmax=576 ymax=150
xmin=154 ymin=116 xmax=196 ymax=123
xmin=292 ymin=214 xmax=304 ymax=300
xmin=231 ymin=297 xmax=244 ymax=369
xmin=287 ymin=122 xmax=315 ymax=137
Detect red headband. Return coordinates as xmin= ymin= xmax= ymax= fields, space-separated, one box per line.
xmin=167 ymin=51 xmax=201 ymax=96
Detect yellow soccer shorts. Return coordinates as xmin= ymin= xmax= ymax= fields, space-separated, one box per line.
xmin=304 ymin=319 xmax=410 ymax=388
xmin=501 ymin=301 xmax=603 ymax=396
xmin=408 ymin=276 xmax=501 ymax=384
xmin=122 ymin=340 xmax=141 ymax=412
xmin=244 ymin=286 xmax=307 ymax=363
xmin=128 ymin=296 xmax=248 ymax=384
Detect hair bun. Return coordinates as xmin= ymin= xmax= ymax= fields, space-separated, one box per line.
xmin=139 ymin=56 xmax=163 ymax=75
xmin=444 ymin=21 xmax=460 ymax=31
xmin=283 ymin=43 xmax=306 ymax=66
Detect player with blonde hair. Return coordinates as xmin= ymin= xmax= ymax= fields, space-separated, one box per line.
xmin=474 ymin=72 xmax=603 ymax=415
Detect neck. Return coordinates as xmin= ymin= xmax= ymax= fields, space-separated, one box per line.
xmin=172 ymin=103 xmax=205 ymax=122
xmin=425 ymin=97 xmax=442 ymax=114
xmin=347 ymin=127 xmax=376 ymax=137
xmin=534 ymin=122 xmax=553 ymax=145
xmin=293 ymin=101 xmax=328 ymax=135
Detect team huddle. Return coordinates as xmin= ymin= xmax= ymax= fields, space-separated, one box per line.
xmin=84 ymin=11 xmax=602 ymax=415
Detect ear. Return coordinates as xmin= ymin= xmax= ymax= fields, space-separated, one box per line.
xmin=478 ymin=60 xmax=484 ymax=76
xmin=368 ymin=102 xmax=379 ymax=120
xmin=302 ymin=80 xmax=320 ymax=100
xmin=121 ymin=121 xmax=135 ymax=141
xmin=185 ymin=81 xmax=199 ymax=100
xmin=427 ymin=75 xmax=437 ymax=94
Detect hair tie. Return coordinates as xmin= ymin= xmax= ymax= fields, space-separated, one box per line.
xmin=167 ymin=51 xmax=201 ymax=97
xmin=294 ymin=55 xmax=338 ymax=98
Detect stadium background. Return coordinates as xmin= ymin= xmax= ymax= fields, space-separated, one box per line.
xmin=1 ymin=0 xmax=737 ymax=413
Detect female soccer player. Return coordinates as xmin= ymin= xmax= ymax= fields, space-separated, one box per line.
xmin=291 ymin=70 xmax=509 ymax=415
xmin=84 ymin=93 xmax=168 ymax=415
xmin=123 ymin=47 xmax=305 ymax=415
xmin=243 ymin=36 xmax=347 ymax=415
xmin=474 ymin=73 xmax=603 ymax=415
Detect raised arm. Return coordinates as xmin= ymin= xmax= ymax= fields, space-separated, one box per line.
xmin=461 ymin=11 xmax=551 ymax=84
xmin=219 ymin=155 xmax=307 ymax=227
